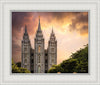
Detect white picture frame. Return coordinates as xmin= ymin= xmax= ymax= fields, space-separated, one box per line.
xmin=0 ymin=0 xmax=100 ymax=85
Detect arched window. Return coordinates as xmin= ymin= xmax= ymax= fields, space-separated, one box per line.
xmin=38 ymin=65 xmax=41 ymax=73
xmin=38 ymin=46 xmax=41 ymax=53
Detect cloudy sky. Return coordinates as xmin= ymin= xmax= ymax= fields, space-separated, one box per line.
xmin=12 ymin=12 xmax=88 ymax=64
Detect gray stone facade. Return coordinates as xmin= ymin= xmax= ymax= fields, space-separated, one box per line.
xmin=21 ymin=18 xmax=57 ymax=73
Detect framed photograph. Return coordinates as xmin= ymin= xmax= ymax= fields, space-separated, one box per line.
xmin=12 ymin=11 xmax=88 ymax=74
xmin=0 ymin=0 xmax=100 ymax=85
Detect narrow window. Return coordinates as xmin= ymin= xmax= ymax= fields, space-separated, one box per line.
xmin=38 ymin=65 xmax=41 ymax=73
xmin=31 ymin=53 xmax=33 ymax=56
xmin=38 ymin=46 xmax=41 ymax=53
xmin=31 ymin=59 xmax=33 ymax=63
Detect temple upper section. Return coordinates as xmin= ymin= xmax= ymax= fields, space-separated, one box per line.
xmin=36 ymin=18 xmax=43 ymax=38
xmin=49 ymin=28 xmax=56 ymax=42
xmin=22 ymin=25 xmax=30 ymax=43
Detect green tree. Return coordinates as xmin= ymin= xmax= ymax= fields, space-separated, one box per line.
xmin=48 ymin=45 xmax=88 ymax=73
xmin=48 ymin=65 xmax=64 ymax=73
xmin=60 ymin=59 xmax=78 ymax=73
xmin=12 ymin=60 xmax=30 ymax=73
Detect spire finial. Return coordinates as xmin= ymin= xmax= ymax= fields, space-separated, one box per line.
xmin=37 ymin=16 xmax=41 ymax=31
xmin=39 ymin=16 xmax=40 ymax=19
xmin=25 ymin=25 xmax=27 ymax=33
xmin=39 ymin=16 xmax=40 ymax=22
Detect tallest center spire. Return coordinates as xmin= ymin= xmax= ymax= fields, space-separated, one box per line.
xmin=36 ymin=16 xmax=43 ymax=38
xmin=38 ymin=16 xmax=41 ymax=31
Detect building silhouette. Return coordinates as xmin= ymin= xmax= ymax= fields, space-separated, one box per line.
xmin=21 ymin=18 xmax=57 ymax=73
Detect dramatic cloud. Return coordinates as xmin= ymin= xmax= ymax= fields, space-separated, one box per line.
xmin=12 ymin=12 xmax=88 ymax=64
xmin=69 ymin=12 xmax=88 ymax=35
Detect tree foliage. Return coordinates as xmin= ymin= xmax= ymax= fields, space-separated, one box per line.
xmin=48 ymin=45 xmax=88 ymax=73
xmin=48 ymin=65 xmax=64 ymax=73
xmin=12 ymin=60 xmax=30 ymax=73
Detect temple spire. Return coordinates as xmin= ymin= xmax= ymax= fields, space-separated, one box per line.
xmin=23 ymin=25 xmax=30 ymax=40
xmin=36 ymin=16 xmax=43 ymax=38
xmin=37 ymin=16 xmax=41 ymax=31
xmin=25 ymin=25 xmax=27 ymax=33
xmin=52 ymin=26 xmax=54 ymax=34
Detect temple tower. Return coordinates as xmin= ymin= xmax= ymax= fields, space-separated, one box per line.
xmin=34 ymin=18 xmax=45 ymax=73
xmin=48 ymin=28 xmax=57 ymax=70
xmin=21 ymin=25 xmax=31 ymax=71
